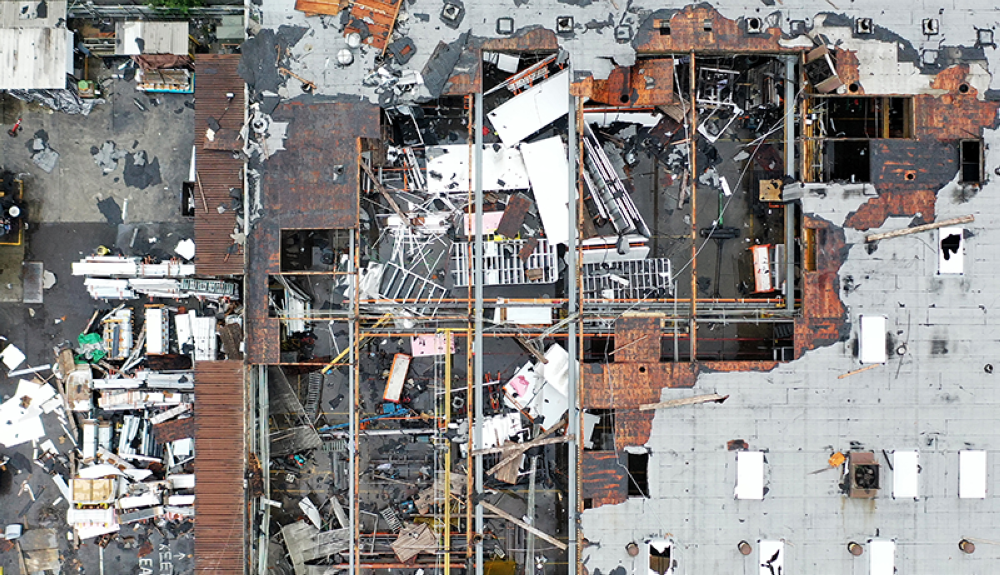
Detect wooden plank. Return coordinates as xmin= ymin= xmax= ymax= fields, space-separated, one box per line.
xmin=864 ymin=214 xmax=974 ymax=242
xmin=481 ymin=501 xmax=567 ymax=550
xmin=639 ymin=393 xmax=728 ymax=411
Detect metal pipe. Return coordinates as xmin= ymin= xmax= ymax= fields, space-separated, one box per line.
xmin=784 ymin=56 xmax=796 ymax=308
xmin=257 ymin=366 xmax=270 ymax=575
xmin=689 ymin=52 xmax=699 ymax=360
xmin=473 ymin=90 xmax=485 ymax=575
xmin=567 ymin=90 xmax=580 ymax=575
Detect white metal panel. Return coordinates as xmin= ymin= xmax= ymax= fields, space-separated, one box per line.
xmin=0 ymin=28 xmax=68 ymax=89
xmin=488 ymin=70 xmax=570 ymax=144
xmin=493 ymin=306 xmax=553 ymax=325
xmin=169 ymin=474 xmax=196 ymax=489
xmin=938 ymin=227 xmax=964 ymax=275
xmin=959 ymin=450 xmax=987 ymax=499
xmin=757 ymin=540 xmax=783 ymax=575
xmin=736 ymin=451 xmax=765 ymax=500
xmin=892 ymin=450 xmax=919 ymax=499
xmin=426 ymin=145 xmax=530 ymax=193
xmin=859 ymin=315 xmax=887 ymax=364
xmin=145 ymin=307 xmax=167 ymax=355
xmin=521 ymin=136 xmax=571 ymax=245
xmin=384 ymin=354 xmax=411 ymax=403
xmin=868 ymin=540 xmax=895 ymax=575
xmin=116 ymin=21 xmax=190 ymax=55
xmin=584 ymin=111 xmax=662 ymax=128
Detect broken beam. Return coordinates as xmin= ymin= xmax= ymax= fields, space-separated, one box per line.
xmin=837 ymin=363 xmax=880 ymax=379
xmin=480 ymin=501 xmax=567 ymax=551
xmin=473 ymin=434 xmax=573 ymax=458
xmin=639 ymin=393 xmax=728 ymax=411
xmin=514 ymin=336 xmax=548 ymax=364
xmin=864 ymin=215 xmax=974 ymax=243
xmin=360 ymin=161 xmax=411 ymax=227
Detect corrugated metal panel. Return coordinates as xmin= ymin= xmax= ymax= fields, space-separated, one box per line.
xmin=194 ymin=361 xmax=246 ymax=575
xmin=0 ymin=28 xmax=69 ymax=90
xmin=194 ymin=54 xmax=246 ymax=276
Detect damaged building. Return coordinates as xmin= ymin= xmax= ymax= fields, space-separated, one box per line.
xmin=4 ymin=1 xmax=1000 ymax=575
xmin=227 ymin=1 xmax=1000 ymax=574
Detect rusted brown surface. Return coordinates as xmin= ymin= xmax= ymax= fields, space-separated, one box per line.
xmin=193 ymin=55 xmax=245 ymax=276
xmin=591 ymin=59 xmax=676 ymax=107
xmin=581 ymin=451 xmax=628 ymax=508
xmin=634 ymin=7 xmax=798 ymax=55
xmin=246 ymin=101 xmax=379 ymax=364
xmin=153 ymin=416 xmax=195 ymax=444
xmin=915 ymin=94 xmax=1000 ymax=141
xmin=613 ymin=410 xmax=654 ymax=451
xmin=844 ymin=189 xmax=940 ymax=231
xmin=496 ymin=193 xmax=531 ymax=238
xmin=835 ymin=48 xmax=863 ymax=93
xmin=582 ymin=362 xmax=695 ymax=409
xmin=481 ymin=28 xmax=559 ymax=52
xmin=194 ymin=361 xmax=245 ymax=575
xmin=613 ymin=316 xmax=661 ymax=362
xmin=841 ymin=68 xmax=999 ymax=231
xmin=846 ymin=139 xmax=959 ymax=231
xmin=795 ymin=216 xmax=849 ymax=358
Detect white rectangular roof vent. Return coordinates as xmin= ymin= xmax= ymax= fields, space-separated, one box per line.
xmin=859 ymin=315 xmax=887 ymax=364
xmin=959 ymin=450 xmax=987 ymax=499
xmin=736 ymin=451 xmax=765 ymax=500
xmin=892 ymin=450 xmax=919 ymax=499
xmin=869 ymin=540 xmax=895 ymax=575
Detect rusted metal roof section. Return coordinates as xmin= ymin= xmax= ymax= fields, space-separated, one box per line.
xmin=194 ymin=360 xmax=246 ymax=575
xmin=613 ymin=316 xmax=662 ymax=363
xmin=581 ymin=451 xmax=628 ymax=508
xmin=589 ymin=59 xmax=676 ymax=107
xmin=153 ymin=416 xmax=195 ymax=444
xmin=246 ymin=101 xmax=378 ymax=364
xmin=633 ymin=6 xmax=797 ymax=54
xmin=194 ymin=54 xmax=246 ymax=277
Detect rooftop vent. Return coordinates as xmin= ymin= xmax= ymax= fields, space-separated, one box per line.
xmin=855 ymin=18 xmax=873 ymax=34
xmin=847 ymin=452 xmax=880 ymax=498
xmin=746 ymin=17 xmax=763 ymax=34
xmin=556 ymin=16 xmax=574 ymax=34
xmin=922 ymin=18 xmax=939 ymax=35
xmin=496 ymin=17 xmax=514 ymax=35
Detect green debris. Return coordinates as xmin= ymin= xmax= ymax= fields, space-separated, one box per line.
xmin=77 ymin=333 xmax=106 ymax=363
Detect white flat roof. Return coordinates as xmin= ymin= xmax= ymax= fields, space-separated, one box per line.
xmin=116 ymin=21 xmax=189 ymax=56
xmin=487 ymin=69 xmax=570 ymax=145
xmin=892 ymin=450 xmax=919 ymax=499
xmin=0 ymin=0 xmax=67 ymax=28
xmin=0 ymin=27 xmax=69 ymax=89
xmin=736 ymin=451 xmax=765 ymax=500
xmin=959 ymin=450 xmax=987 ymax=499
xmin=521 ymin=136 xmax=571 ymax=246
xmin=868 ymin=540 xmax=895 ymax=575
xmin=859 ymin=315 xmax=887 ymax=364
